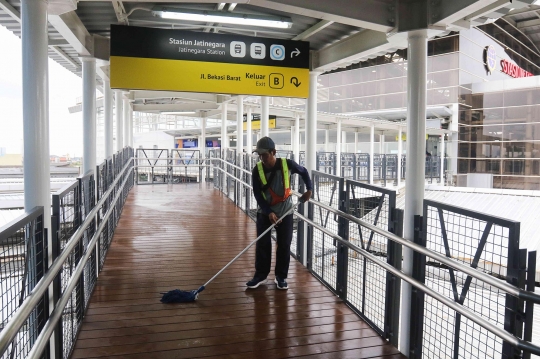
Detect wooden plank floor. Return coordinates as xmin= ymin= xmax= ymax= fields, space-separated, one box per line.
xmin=70 ymin=183 xmax=406 ymax=359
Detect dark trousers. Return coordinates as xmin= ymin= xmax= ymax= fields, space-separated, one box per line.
xmin=255 ymin=212 xmax=294 ymax=279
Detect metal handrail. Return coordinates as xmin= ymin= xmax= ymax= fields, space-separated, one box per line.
xmin=306 ymin=196 xmax=540 ymax=304
xmin=294 ymin=209 xmax=540 ymax=356
xmin=0 ymin=157 xmax=134 ymax=356
xmin=25 ymin=163 xmax=134 ymax=359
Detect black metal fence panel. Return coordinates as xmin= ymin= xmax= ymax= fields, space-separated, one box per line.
xmin=0 ymin=208 xmax=48 ymax=359
xmin=135 ymin=148 xmax=169 ymax=185
xmin=309 ymin=171 xmax=342 ymax=291
xmin=413 ymin=200 xmax=524 ymax=359
xmin=170 ymin=149 xmax=201 ymax=183
xmin=343 ymin=180 xmax=398 ymax=336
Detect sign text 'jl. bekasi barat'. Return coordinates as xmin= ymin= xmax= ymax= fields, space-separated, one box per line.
xmin=110 ymin=25 xmax=310 ymax=98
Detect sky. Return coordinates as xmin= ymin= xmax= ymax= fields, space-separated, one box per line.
xmin=0 ymin=25 xmax=85 ymax=157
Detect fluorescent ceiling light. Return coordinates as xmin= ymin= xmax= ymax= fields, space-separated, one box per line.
xmin=154 ymin=8 xmax=293 ymax=29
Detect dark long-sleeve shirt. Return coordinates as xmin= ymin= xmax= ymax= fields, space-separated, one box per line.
xmin=252 ymin=158 xmax=313 ymax=217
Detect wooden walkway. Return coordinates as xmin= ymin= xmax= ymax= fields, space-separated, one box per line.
xmin=70 ymin=184 xmax=405 ymax=359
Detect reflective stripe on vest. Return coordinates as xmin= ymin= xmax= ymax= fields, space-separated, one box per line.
xmin=257 ymin=158 xmax=291 ymax=206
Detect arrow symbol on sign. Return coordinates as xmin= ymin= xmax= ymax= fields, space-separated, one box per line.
xmin=290 ymin=77 xmax=301 ymax=87
xmin=291 ymin=48 xmax=300 ymax=58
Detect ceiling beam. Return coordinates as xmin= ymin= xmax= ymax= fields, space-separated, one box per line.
xmin=50 ymin=46 xmax=79 ymax=69
xmin=111 ymin=1 xmax=128 ymax=25
xmin=132 ymin=91 xmax=218 ymax=102
xmin=507 ymin=6 xmax=540 ymax=17
xmin=247 ymin=0 xmax=393 ymax=33
xmin=48 ymin=11 xmax=93 ymax=56
xmin=517 ymin=18 xmax=540 ymax=29
xmin=292 ymin=19 xmax=333 ymax=41
xmin=313 ymin=29 xmax=407 ymax=72
xmin=0 ymin=0 xmax=20 ymax=22
xmin=133 ymin=103 xmax=220 ymax=112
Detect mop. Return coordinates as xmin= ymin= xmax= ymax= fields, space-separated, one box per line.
xmin=160 ymin=202 xmax=302 ymax=303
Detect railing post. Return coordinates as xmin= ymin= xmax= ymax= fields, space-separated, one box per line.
xmin=385 ymin=208 xmax=403 ymax=347
xmin=523 ymin=251 xmax=537 ymax=359
xmin=297 ymin=180 xmax=305 ymax=263
xmin=336 ymin=180 xmax=348 ymax=300
xmin=409 ymin=214 xmax=426 ymax=359
xmin=307 ymin=199 xmax=314 ymax=270
xmin=51 ymin=197 xmax=63 ymax=359
xmin=503 ymin=223 xmax=525 ymax=359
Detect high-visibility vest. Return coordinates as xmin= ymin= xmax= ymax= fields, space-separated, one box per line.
xmin=257 ymin=158 xmax=291 ymax=206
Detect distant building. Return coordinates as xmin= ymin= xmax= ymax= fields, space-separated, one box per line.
xmin=0 ymin=154 xmax=23 ymax=167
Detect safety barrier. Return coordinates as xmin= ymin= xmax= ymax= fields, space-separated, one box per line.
xmin=207 ymin=154 xmax=540 ymax=358
xmin=0 ymin=147 xmax=134 ymax=359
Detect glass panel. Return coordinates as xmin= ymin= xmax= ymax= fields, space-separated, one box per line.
xmin=317 ymin=102 xmax=329 ymax=112
xmin=428 ymin=70 xmax=459 ymax=89
xmin=317 ymin=88 xmax=329 ymax=102
xmin=430 ymin=52 xmax=459 ymax=72
xmin=378 ymin=62 xmax=407 ymax=79
xmin=428 ymin=87 xmax=458 ymax=105
xmin=380 ymin=93 xmax=405 ymax=109
xmin=318 ymin=74 xmax=329 ymax=88
xmin=504 ymin=89 xmax=540 ymax=107
xmin=502 ymin=123 xmax=540 ymax=141
xmin=482 ymin=108 xmax=504 ymax=125
xmin=468 ymin=125 xmax=503 ymax=142
xmin=504 ymin=106 xmax=540 ymax=123
xmin=380 ymin=77 xmax=405 ymax=94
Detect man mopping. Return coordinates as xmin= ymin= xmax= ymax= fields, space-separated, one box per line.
xmin=247 ymin=137 xmax=313 ymax=290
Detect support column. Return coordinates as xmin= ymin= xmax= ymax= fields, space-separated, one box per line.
xmin=400 ymin=29 xmax=428 ymax=356
xmin=123 ymin=96 xmax=130 ymax=149
xmin=221 ymin=102 xmax=228 ymax=149
xmin=21 ymin=0 xmax=50 ymax=235
xmin=246 ymin=106 xmax=252 ymax=152
xmin=440 ymin=134 xmax=445 ymax=185
xmin=236 ymin=96 xmax=244 ymax=154
xmin=398 ymin=126 xmax=403 ymax=187
xmin=103 ymin=79 xmax=113 ymax=158
xmin=261 ymin=96 xmax=269 ymax=138
xmin=369 ymin=124 xmax=374 ymax=184
xmin=115 ymin=90 xmax=123 ymax=152
xmin=336 ymin=119 xmax=342 ymax=177
xmin=354 ymin=132 xmax=359 ymax=154
xmin=380 ymin=133 xmax=385 ymax=154
xmin=294 ymin=113 xmax=300 ymax=162
xmin=82 ymin=58 xmax=96 ymax=175
xmin=200 ymin=115 xmax=206 ymax=180
xmin=305 ymin=71 xmax=319 ymax=267
xmin=324 ymin=130 xmax=329 ymax=152
xmin=128 ymin=103 xmax=133 ymax=147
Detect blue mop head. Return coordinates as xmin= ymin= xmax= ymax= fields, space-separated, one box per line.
xmin=160 ymin=286 xmax=205 ymax=303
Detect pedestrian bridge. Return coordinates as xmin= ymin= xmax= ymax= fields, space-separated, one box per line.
xmin=0 ymin=148 xmax=539 ymax=359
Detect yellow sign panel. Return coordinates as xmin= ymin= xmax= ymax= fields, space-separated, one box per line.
xmin=395 ymin=134 xmax=429 ymax=141
xmin=243 ymin=119 xmax=276 ymax=131
xmin=111 ymin=56 xmax=309 ymax=98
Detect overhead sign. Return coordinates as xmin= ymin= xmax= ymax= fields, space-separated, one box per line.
xmin=243 ymin=119 xmax=276 ymax=131
xmin=110 ymin=25 xmax=310 ymax=98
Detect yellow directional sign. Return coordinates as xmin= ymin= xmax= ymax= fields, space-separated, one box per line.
xmin=110 ymin=25 xmax=310 ymax=98
xmin=111 ymin=57 xmax=309 ymax=98
xmin=242 ymin=119 xmax=276 ymax=131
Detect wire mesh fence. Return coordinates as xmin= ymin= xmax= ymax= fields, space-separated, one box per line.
xmin=410 ymin=199 xmax=536 ymax=359
xmin=0 ymin=208 xmax=48 ymax=359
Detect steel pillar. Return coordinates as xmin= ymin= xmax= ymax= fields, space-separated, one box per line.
xmin=398 ymin=126 xmax=403 ymax=187
xmin=82 ymin=57 xmax=96 ymax=175
xmin=336 ymin=119 xmax=342 ymax=177
xmin=246 ymin=106 xmax=252 ymax=152
xmin=236 ymin=95 xmax=244 ymax=153
xmin=400 ymin=29 xmax=428 ymax=356
xmin=294 ymin=113 xmax=300 ymax=162
xmin=123 ymin=96 xmax=130 ymax=148
xmin=369 ymin=124 xmax=374 ymax=184
xmin=221 ymin=102 xmax=228 ymax=149
xmin=261 ymin=96 xmax=270 ymax=138
xmin=21 ymin=0 xmax=51 ymax=246
xmin=115 ymin=90 xmax=123 ymax=151
xmin=103 ymin=79 xmax=113 ymax=158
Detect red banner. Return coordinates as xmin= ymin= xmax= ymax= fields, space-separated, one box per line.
xmin=501 ymin=59 xmax=533 ymax=78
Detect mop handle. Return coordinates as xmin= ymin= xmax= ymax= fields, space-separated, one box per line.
xmin=202 ymin=200 xmax=304 ymax=288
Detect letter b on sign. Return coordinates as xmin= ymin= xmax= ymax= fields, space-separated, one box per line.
xmin=269 ymin=73 xmax=284 ymax=89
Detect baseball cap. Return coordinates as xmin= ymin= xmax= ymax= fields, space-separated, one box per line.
xmin=253 ymin=136 xmax=275 ymax=154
